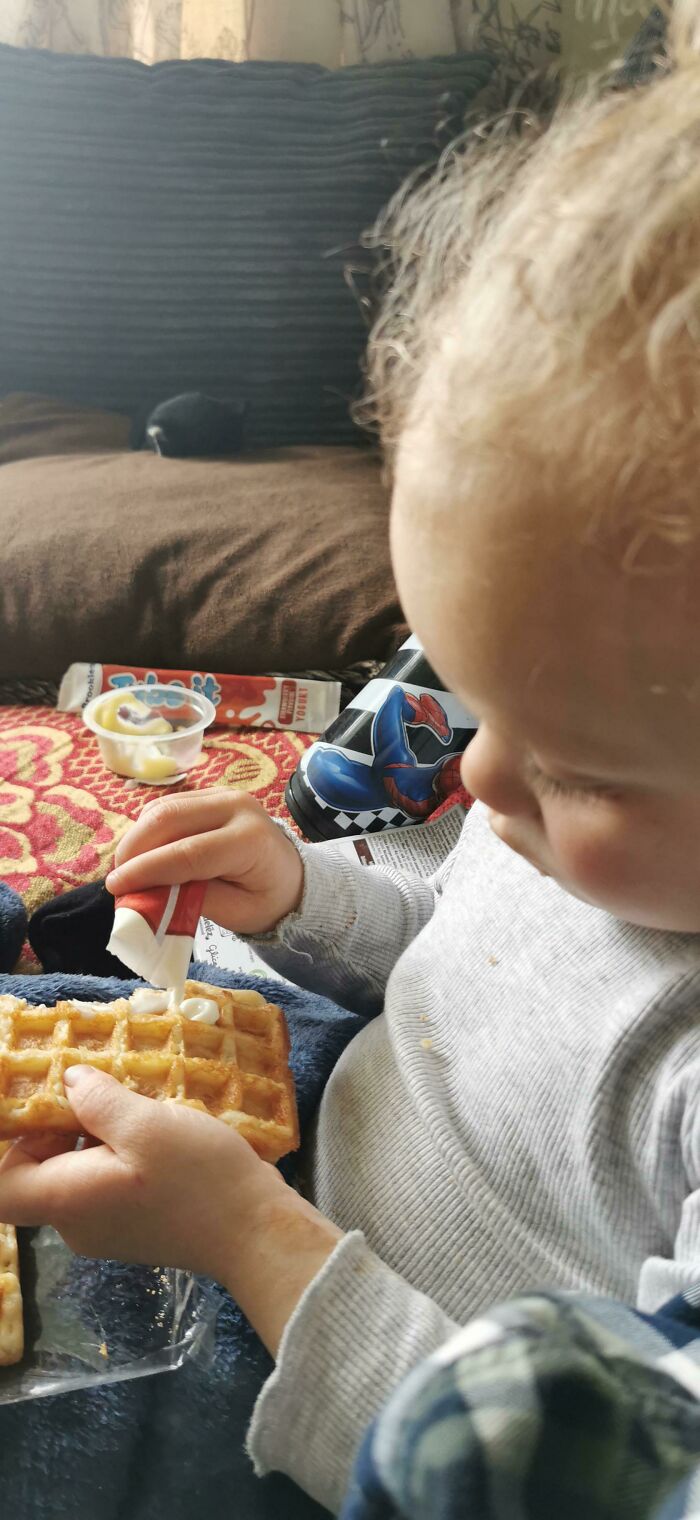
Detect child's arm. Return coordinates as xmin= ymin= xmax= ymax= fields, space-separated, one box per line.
xmin=0 ymin=1069 xmax=344 ymax=1358
xmin=108 ymin=791 xmax=440 ymax=1014
xmin=0 ymin=1071 xmax=461 ymax=1514
xmin=244 ymin=831 xmax=440 ymax=1014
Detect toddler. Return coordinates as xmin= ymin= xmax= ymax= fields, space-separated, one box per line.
xmin=5 ymin=7 xmax=700 ymax=1513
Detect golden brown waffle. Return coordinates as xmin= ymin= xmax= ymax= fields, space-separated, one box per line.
xmin=0 ymin=980 xmax=298 ymax=1164
xmin=0 ymin=1219 xmax=23 ymax=1367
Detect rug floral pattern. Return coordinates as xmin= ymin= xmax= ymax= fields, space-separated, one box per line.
xmin=0 ymin=707 xmax=310 ymax=919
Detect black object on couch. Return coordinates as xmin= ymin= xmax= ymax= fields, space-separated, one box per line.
xmin=130 ymin=392 xmax=249 ymax=457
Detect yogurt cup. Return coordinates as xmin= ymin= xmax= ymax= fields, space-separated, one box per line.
xmin=82 ymin=683 xmax=216 ymax=783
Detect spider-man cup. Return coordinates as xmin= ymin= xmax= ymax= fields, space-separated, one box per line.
xmin=285 ymin=636 xmax=478 ymax=842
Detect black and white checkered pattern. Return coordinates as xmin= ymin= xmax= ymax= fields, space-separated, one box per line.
xmin=312 ymin=795 xmax=417 ymax=835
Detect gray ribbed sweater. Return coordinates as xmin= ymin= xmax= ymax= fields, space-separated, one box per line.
xmin=246 ymin=802 xmax=700 ymax=1514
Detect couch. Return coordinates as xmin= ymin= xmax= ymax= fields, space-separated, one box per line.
xmin=0 ymin=43 xmax=496 ymax=692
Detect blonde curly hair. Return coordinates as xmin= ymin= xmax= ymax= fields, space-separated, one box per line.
xmin=364 ymin=2 xmax=700 ymax=571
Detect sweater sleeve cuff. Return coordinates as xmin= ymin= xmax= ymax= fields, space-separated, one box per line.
xmin=246 ymin=1231 xmax=460 ymax=1514
xmin=279 ymin=836 xmax=365 ymax=948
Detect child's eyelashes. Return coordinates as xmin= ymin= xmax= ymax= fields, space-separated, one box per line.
xmin=525 ymin=763 xmax=618 ymax=805
xmin=534 ymin=775 xmax=603 ymax=804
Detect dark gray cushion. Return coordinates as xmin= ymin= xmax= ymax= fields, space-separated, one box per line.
xmin=0 ymin=45 xmax=492 ymax=447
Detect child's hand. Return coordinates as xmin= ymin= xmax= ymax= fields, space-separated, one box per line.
xmin=0 ymin=1066 xmax=341 ymax=1355
xmin=106 ymin=790 xmax=305 ymax=935
xmin=0 ymin=1065 xmax=269 ymax=1276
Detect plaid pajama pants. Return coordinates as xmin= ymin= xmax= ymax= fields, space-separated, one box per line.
xmin=340 ymin=1289 xmax=700 ymax=1520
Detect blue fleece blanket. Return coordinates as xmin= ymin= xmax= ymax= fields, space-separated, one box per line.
xmin=0 ymin=961 xmax=368 ymax=1520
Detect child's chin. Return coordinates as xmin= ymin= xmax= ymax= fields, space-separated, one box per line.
xmin=488 ymin=813 xmax=550 ymax=878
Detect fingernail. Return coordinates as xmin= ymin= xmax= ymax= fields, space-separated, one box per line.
xmin=64 ymin=1065 xmax=93 ymax=1088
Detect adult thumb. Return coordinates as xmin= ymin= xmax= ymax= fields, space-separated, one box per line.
xmin=63 ymin=1065 xmax=153 ymax=1149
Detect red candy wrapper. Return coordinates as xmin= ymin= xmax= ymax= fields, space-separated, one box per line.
xmin=108 ymin=881 xmax=207 ymax=997
xmin=58 ymin=662 xmax=340 ymax=734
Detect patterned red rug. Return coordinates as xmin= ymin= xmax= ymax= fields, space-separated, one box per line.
xmin=0 ymin=706 xmax=312 ymax=922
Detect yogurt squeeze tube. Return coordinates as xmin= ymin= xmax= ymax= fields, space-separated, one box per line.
xmin=58 ymin=663 xmax=340 ymax=734
xmin=108 ymin=881 xmax=207 ymax=1006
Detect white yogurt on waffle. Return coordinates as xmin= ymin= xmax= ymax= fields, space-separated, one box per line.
xmin=128 ymin=988 xmax=219 ymax=1023
xmin=178 ymin=997 xmax=219 ymax=1024
xmin=129 ymin=989 xmax=171 ymax=1015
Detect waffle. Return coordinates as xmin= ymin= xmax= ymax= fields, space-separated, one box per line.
xmin=0 ymin=1219 xmax=23 ymax=1367
xmin=0 ymin=980 xmax=299 ymax=1164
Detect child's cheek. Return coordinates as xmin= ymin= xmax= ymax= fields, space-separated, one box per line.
xmin=548 ymin=804 xmax=638 ymax=905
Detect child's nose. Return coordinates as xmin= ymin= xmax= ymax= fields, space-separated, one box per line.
xmin=461 ymin=726 xmax=538 ymax=819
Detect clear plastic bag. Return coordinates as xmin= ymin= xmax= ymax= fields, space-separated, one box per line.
xmin=0 ymin=1224 xmax=218 ymax=1404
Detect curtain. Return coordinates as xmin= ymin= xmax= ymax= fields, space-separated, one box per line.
xmin=0 ymin=0 xmax=649 ymax=72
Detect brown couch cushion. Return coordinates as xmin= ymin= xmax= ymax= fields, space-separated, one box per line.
xmin=1 ymin=415 xmax=405 ymax=679
xmin=0 ymin=392 xmax=130 ymax=464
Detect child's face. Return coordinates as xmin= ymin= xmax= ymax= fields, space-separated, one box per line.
xmin=392 ymin=413 xmax=700 ymax=933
